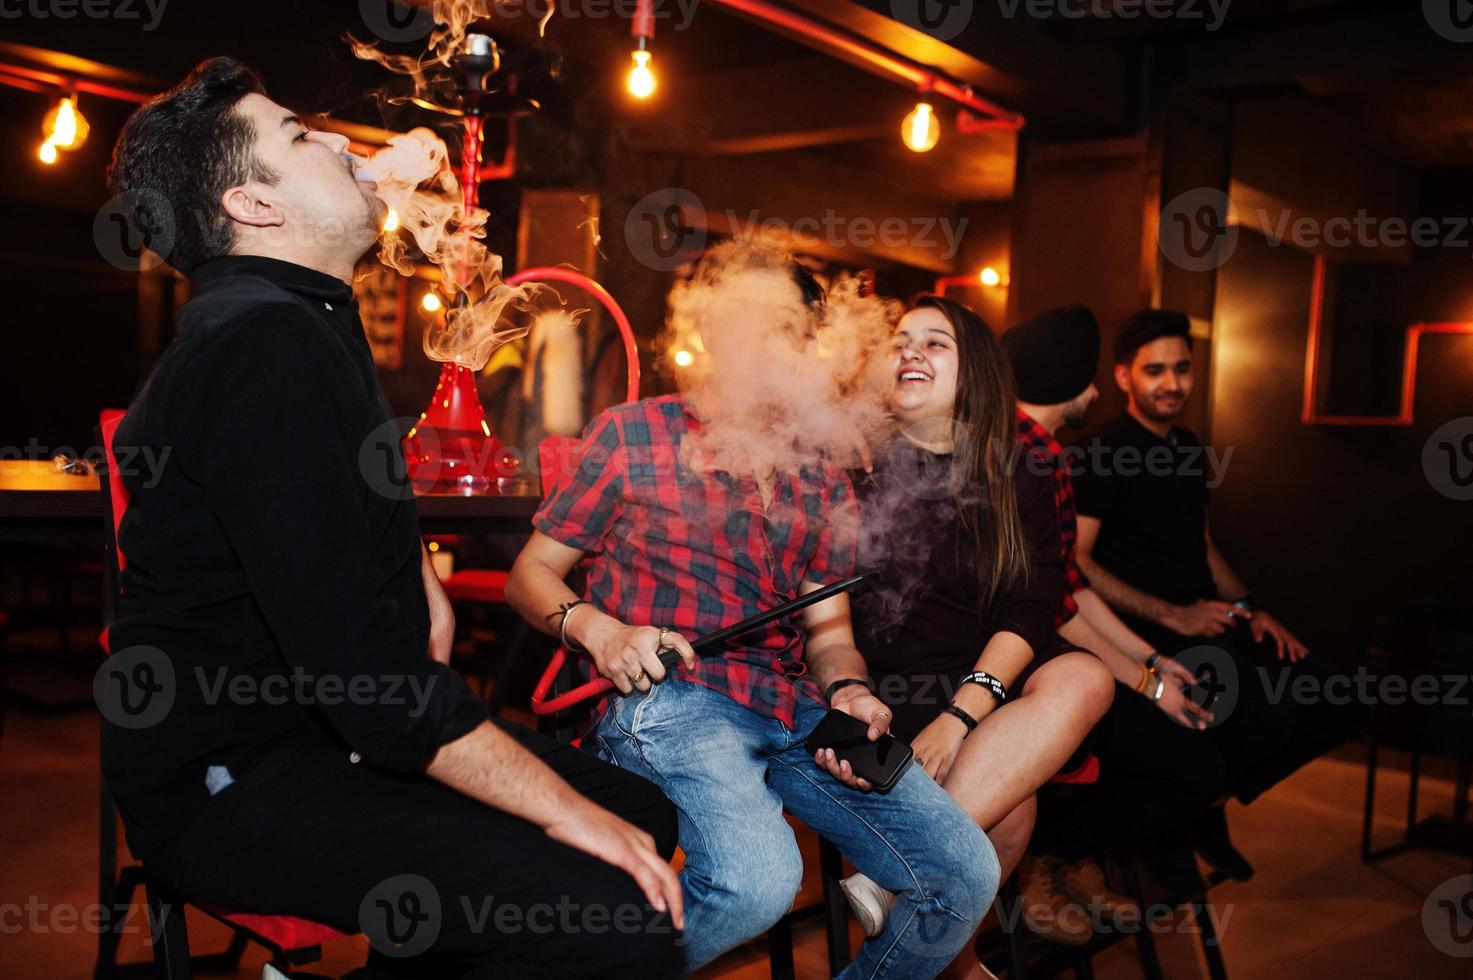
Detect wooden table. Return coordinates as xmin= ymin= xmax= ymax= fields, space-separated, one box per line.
xmin=0 ymin=482 xmax=543 ymax=541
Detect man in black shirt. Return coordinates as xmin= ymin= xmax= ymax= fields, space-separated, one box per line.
xmin=1073 ymin=309 xmax=1355 ymax=879
xmin=102 ymin=57 xmax=681 ymax=977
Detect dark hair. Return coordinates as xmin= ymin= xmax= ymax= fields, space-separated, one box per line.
xmin=1113 ymin=308 xmax=1193 ymax=365
xmin=790 ymin=260 xmax=827 ymax=310
xmin=106 ymin=57 xmax=278 ymax=274
xmin=910 ymin=295 xmax=1028 ymax=610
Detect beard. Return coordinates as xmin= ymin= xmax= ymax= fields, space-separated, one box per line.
xmin=1135 ymin=391 xmax=1187 ymax=422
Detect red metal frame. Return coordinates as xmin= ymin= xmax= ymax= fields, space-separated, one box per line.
xmin=1301 ymin=254 xmax=1473 ymax=426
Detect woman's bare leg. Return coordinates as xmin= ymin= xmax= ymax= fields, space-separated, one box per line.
xmin=934 ymin=654 xmax=1112 ymax=980
xmin=981 ymin=794 xmax=1037 ymax=883
xmin=945 ymin=652 xmax=1114 ymax=834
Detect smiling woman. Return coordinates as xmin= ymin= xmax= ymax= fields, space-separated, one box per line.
xmin=841 ymin=294 xmax=1115 ymax=976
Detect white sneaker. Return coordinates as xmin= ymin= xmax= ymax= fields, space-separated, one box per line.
xmin=840 ymin=872 xmax=896 ymax=939
xmin=261 ymin=966 xmax=289 ymax=980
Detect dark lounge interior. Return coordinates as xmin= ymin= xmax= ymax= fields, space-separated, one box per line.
xmin=2 ymin=1 xmax=1472 ymax=978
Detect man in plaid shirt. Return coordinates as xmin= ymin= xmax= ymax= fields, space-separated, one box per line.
xmin=508 ymin=253 xmax=997 ymax=976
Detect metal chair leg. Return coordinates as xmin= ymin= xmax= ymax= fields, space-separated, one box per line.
xmin=1192 ymin=897 xmax=1230 ymax=980
xmin=144 ymin=879 xmax=193 ymax=980
xmin=766 ymin=912 xmax=796 ymax=980
xmin=96 ymin=764 xmax=125 ymax=978
xmin=819 ymin=838 xmax=851 ymax=974
xmin=1361 ymin=741 xmax=1379 ymax=862
xmin=998 ymin=876 xmax=1029 ymax=980
xmin=1119 ymin=858 xmax=1164 ymax=980
xmin=1407 ymin=748 xmax=1421 ymax=836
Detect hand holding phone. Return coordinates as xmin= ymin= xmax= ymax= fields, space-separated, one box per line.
xmin=805 ymin=708 xmax=914 ymax=793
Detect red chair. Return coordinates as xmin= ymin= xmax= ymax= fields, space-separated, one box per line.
xmin=95 ymin=409 xmax=349 ymax=979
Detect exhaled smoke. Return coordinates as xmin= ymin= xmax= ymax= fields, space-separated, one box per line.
xmin=353 ymin=128 xmax=533 ymax=370
xmin=662 ymin=240 xmax=899 ymax=482
xmin=851 ymin=435 xmax=985 ymax=639
xmin=349 ymin=2 xmax=550 ymax=111
xmin=349 ymin=3 xmax=540 ymax=371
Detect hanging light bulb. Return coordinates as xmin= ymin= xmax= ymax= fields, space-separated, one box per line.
xmin=37 ymin=139 xmax=58 ymax=165
xmin=382 ymin=207 xmax=400 ymax=233
xmin=627 ymin=48 xmax=656 ymax=100
xmin=628 ymin=0 xmax=657 ymax=101
xmin=902 ymin=101 xmax=940 ymax=153
xmin=979 ymin=267 xmax=1002 ymax=287
xmin=42 ymin=95 xmax=89 ymax=151
xmin=421 ymin=291 xmax=443 ymax=313
xmin=673 ymin=349 xmax=694 ymax=367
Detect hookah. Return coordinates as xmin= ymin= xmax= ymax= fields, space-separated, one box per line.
xmin=400 ymin=33 xmax=640 ymax=493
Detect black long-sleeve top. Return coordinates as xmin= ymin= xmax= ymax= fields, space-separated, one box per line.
xmin=852 ymin=437 xmax=1065 ymax=740
xmin=104 ymin=256 xmax=487 ymax=858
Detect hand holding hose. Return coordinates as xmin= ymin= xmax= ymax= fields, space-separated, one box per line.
xmin=532 ymin=574 xmax=874 ymax=714
xmin=579 ymin=615 xmax=698 ymax=695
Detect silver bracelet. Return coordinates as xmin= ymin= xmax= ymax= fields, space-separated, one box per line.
xmin=1151 ymin=676 xmax=1166 ymax=703
xmin=555 ymin=600 xmax=590 ymax=651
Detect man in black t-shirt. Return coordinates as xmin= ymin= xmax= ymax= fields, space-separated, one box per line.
xmin=1073 ymin=311 xmax=1304 ymax=656
xmin=1073 ymin=309 xmax=1355 ymax=880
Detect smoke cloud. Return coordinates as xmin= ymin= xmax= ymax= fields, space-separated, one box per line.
xmin=660 ymin=240 xmax=899 ymax=482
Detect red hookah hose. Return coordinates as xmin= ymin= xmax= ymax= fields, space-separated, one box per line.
xmin=530 ymin=572 xmax=873 ymax=715
xmin=505 ymin=267 xmax=640 ymax=404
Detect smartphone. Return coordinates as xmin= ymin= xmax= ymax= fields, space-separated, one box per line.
xmin=804 ymin=708 xmax=914 ymax=793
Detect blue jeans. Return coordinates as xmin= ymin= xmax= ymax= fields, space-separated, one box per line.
xmin=596 ymin=678 xmax=999 ymax=977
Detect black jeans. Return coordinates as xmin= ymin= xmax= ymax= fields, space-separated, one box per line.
xmin=144 ymin=721 xmax=682 ymax=979
xmin=1036 ymin=681 xmax=1228 ymax=858
xmin=1135 ymin=618 xmax=1360 ymax=804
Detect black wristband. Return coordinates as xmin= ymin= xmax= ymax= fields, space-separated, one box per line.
xmin=944 ymin=704 xmax=979 ymax=733
xmin=960 ymin=671 xmax=1007 ymax=704
xmin=1145 ymin=652 xmax=1163 ymax=671
xmin=825 ymin=677 xmax=875 ymax=702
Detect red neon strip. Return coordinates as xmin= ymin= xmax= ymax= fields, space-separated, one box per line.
xmin=1301 ymin=254 xmax=1473 ymax=426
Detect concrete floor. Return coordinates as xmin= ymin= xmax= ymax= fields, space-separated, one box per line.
xmin=0 ymin=704 xmax=1468 ymax=979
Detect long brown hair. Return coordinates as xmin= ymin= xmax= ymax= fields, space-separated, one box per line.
xmin=909 ymin=295 xmax=1028 ymax=610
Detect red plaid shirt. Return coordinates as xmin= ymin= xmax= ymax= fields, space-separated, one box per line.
xmin=1016 ymin=409 xmax=1089 ymax=624
xmin=534 ymin=395 xmax=858 ymax=728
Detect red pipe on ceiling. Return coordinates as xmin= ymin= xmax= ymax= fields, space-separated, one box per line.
xmin=0 ymin=60 xmax=151 ymax=103
xmin=703 ymin=0 xmax=1025 ymax=130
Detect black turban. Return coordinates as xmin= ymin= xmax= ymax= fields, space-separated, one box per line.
xmin=1002 ymin=305 xmax=1101 ymax=405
